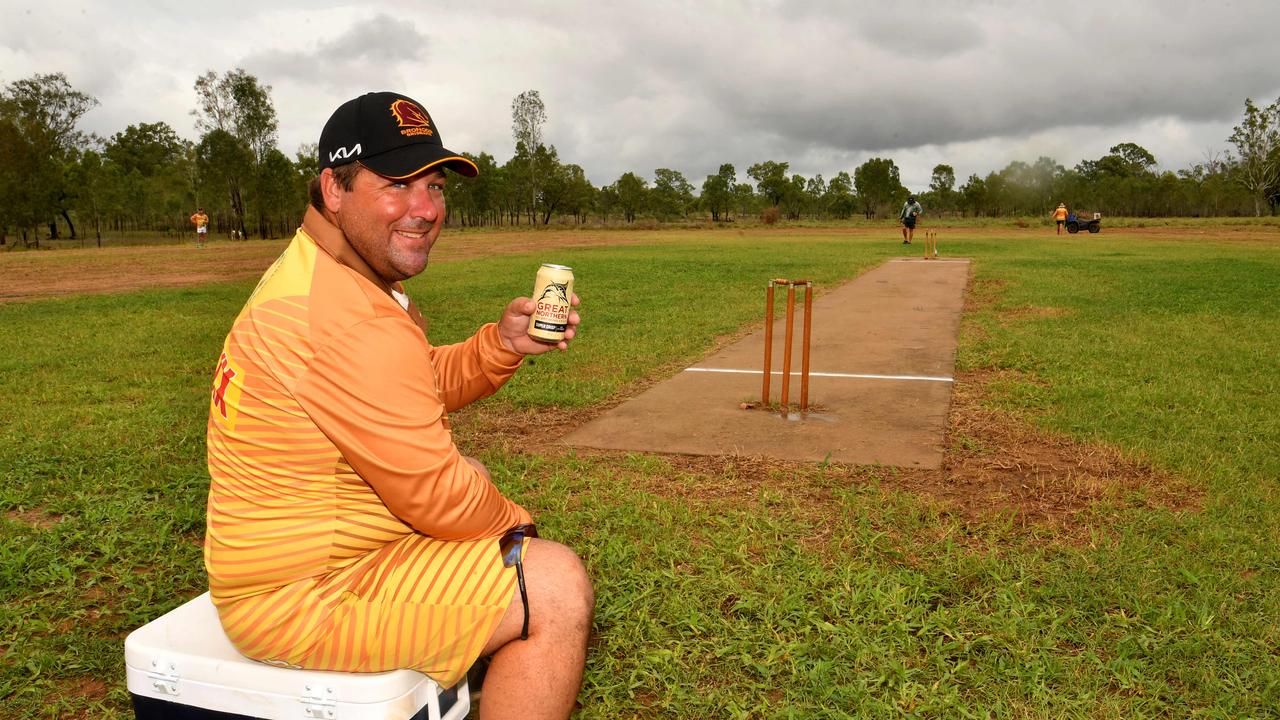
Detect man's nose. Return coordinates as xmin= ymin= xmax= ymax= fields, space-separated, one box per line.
xmin=408 ymin=184 xmax=442 ymax=221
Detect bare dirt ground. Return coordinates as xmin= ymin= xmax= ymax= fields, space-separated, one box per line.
xmin=4 ymin=223 xmax=1275 ymax=303
xmin=0 ymin=229 xmax=662 ymax=303
xmin=456 ymin=374 xmax=1199 ymax=546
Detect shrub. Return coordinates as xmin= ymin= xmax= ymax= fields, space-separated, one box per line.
xmin=761 ymin=207 xmax=781 ymax=225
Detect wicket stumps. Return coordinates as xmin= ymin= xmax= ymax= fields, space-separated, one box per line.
xmin=762 ymin=278 xmax=813 ymax=411
xmin=923 ymin=230 xmax=939 ymax=259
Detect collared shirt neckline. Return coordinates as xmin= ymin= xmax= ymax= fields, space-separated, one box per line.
xmin=299 ymin=206 xmax=429 ymax=334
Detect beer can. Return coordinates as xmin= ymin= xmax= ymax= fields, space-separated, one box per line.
xmin=528 ymin=263 xmax=575 ymax=343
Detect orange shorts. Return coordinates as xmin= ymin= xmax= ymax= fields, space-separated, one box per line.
xmin=215 ymin=533 xmax=520 ymax=687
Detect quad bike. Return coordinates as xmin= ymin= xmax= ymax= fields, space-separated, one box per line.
xmin=1066 ymin=212 xmax=1101 ymax=234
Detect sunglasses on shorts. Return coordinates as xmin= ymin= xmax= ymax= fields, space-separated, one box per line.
xmin=498 ymin=523 xmax=537 ymax=640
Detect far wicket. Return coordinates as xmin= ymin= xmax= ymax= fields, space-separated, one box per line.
xmin=762 ymin=278 xmax=813 ymax=411
xmin=923 ymin=230 xmax=938 ymax=259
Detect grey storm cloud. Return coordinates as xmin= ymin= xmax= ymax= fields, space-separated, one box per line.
xmin=550 ymin=1 xmax=1275 ymax=152
xmin=243 ymin=15 xmax=430 ymax=90
xmin=3 ymin=0 xmax=1278 ymax=187
xmin=534 ymin=0 xmax=1277 ymax=184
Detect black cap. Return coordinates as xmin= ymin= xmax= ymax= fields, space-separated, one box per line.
xmin=318 ymin=91 xmax=478 ymax=178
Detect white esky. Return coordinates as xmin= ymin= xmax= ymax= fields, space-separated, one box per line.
xmin=3 ymin=0 xmax=1278 ymax=191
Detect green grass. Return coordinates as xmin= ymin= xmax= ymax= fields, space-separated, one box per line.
xmin=1 ymin=227 xmax=1278 ymax=718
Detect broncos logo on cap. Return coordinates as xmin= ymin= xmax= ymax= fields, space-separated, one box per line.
xmin=389 ymin=99 xmax=434 ymax=137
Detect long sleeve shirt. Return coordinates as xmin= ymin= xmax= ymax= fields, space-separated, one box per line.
xmin=205 ymin=207 xmax=530 ymax=601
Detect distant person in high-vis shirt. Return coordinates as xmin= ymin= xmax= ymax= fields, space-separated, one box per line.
xmin=190 ymin=207 xmax=209 ymax=248
xmin=1052 ymin=203 xmax=1069 ymax=234
xmin=900 ymin=195 xmax=923 ymax=244
xmin=204 ymin=91 xmax=592 ymax=720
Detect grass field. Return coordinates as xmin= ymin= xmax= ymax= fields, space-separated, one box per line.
xmin=1 ymin=224 xmax=1278 ymax=718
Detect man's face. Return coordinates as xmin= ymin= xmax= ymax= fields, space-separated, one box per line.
xmin=327 ymin=166 xmax=448 ymax=283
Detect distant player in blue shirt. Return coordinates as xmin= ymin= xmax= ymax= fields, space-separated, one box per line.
xmin=900 ymin=196 xmax=922 ymax=244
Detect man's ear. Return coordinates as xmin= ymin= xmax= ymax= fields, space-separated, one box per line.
xmin=319 ymin=168 xmax=344 ymax=213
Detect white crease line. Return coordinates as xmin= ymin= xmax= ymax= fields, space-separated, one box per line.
xmin=685 ymin=367 xmax=953 ymax=383
xmin=889 ymin=259 xmax=970 ymax=263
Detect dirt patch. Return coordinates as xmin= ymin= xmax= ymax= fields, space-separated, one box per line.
xmin=66 ymin=677 xmax=108 ymax=701
xmin=45 ymin=676 xmax=110 ymax=719
xmin=453 ymin=374 xmax=1199 ymax=545
xmin=906 ymin=368 xmax=1199 ymax=530
xmin=1115 ymin=225 xmax=1280 ymax=243
xmin=0 ymin=230 xmax=659 ymax=303
xmin=8 ymin=224 xmax=1274 ymax=304
xmin=0 ymin=241 xmax=286 ymax=302
xmin=4 ymin=508 xmax=64 ymax=529
xmin=456 ymin=404 xmax=835 ymax=511
xmin=1001 ymin=305 xmax=1074 ymax=321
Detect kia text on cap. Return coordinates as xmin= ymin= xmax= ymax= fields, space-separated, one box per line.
xmin=318 ymin=91 xmax=478 ymax=178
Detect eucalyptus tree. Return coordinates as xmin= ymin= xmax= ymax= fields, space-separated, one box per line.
xmin=1227 ymin=96 xmax=1280 ymax=216
xmin=293 ymin=143 xmax=319 ymax=221
xmin=193 ymin=69 xmax=278 ymax=163
xmin=651 ymin=168 xmax=694 ymax=220
xmin=959 ymin=173 xmax=987 ymax=216
xmin=983 ymin=170 xmax=1011 ymax=216
xmin=0 ymin=72 xmax=98 ymax=243
xmin=511 ymin=90 xmax=547 ymax=223
xmin=104 ymin=121 xmax=191 ymax=231
xmin=192 ymin=69 xmax=280 ymax=236
xmin=1267 ymin=144 xmax=1280 ymax=215
xmin=853 ymin=157 xmax=903 ymax=219
xmin=823 ymin=171 xmax=856 ymax=219
xmin=557 ymin=164 xmax=596 ymax=225
xmin=106 ymin=122 xmax=185 ymax=175
xmin=534 ymin=146 xmax=574 ymax=224
xmin=701 ymin=163 xmax=736 ymax=222
xmin=928 ymin=164 xmax=957 ymax=214
xmin=69 ymin=150 xmax=120 ymax=246
xmin=746 ymin=160 xmax=789 ymax=207
xmin=804 ymin=175 xmax=826 ymax=219
xmin=613 ymin=172 xmax=648 ymax=223
xmin=252 ymin=148 xmax=300 ymax=238
xmin=783 ymin=173 xmax=807 ymax=220
xmin=1027 ymin=157 xmax=1063 ymax=214
xmin=596 ymin=183 xmax=620 ymax=224
xmin=498 ymin=154 xmax=529 ymax=225
xmin=196 ymin=128 xmax=254 ymax=237
xmin=732 ymin=182 xmax=756 ymax=219
xmin=445 ymin=151 xmax=502 ymax=227
xmin=0 ymin=103 xmax=30 ymax=243
xmin=1108 ymin=142 xmax=1158 ymax=176
xmin=294 ymin=142 xmax=319 ymax=178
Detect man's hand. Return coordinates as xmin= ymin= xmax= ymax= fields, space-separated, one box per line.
xmin=496 ymin=293 xmax=581 ymax=354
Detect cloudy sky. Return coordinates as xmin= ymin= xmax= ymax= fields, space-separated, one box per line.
xmin=3 ymin=0 xmax=1278 ymax=190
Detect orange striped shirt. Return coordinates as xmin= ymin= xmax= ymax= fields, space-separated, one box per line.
xmin=204 ymin=207 xmax=530 ymax=676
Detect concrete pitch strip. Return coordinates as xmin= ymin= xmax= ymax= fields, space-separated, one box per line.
xmin=564 ymin=258 xmax=972 ymax=468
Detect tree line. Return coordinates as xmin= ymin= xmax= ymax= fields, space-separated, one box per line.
xmin=2 ymin=72 xmax=1277 ymax=248
xmin=0 ymin=71 xmax=310 ymax=248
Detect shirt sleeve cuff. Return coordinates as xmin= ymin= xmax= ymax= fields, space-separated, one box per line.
xmin=478 ymin=322 xmax=525 ymax=370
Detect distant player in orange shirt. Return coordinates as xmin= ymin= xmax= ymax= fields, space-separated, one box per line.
xmin=189 ymin=207 xmax=209 ymax=247
xmin=205 ymin=91 xmax=591 ymax=720
xmin=1052 ymin=203 xmax=1068 ymax=234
